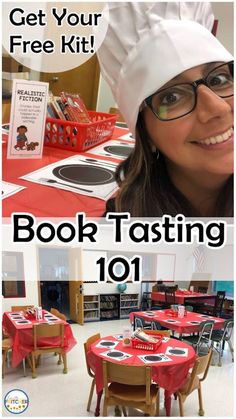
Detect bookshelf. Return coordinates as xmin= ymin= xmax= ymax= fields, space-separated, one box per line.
xmin=83 ymin=293 xmax=140 ymax=321
xmin=100 ymin=294 xmax=120 ymax=320
xmin=120 ymin=293 xmax=139 ymax=319
xmin=83 ymin=295 xmax=100 ymax=322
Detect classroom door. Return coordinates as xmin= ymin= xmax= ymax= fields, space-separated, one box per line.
xmin=69 ymin=248 xmax=84 ymax=325
xmin=40 ymin=54 xmax=100 ymax=110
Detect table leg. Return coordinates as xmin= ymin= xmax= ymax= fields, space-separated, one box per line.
xmin=164 ymin=390 xmax=172 ymax=416
xmin=95 ymin=390 xmax=103 ymax=417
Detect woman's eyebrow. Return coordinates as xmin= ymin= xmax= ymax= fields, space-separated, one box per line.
xmin=161 ymin=62 xmax=223 ymax=88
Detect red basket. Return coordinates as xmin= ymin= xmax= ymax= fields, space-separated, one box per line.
xmin=25 ymin=313 xmax=36 ymax=320
xmin=165 ymin=309 xmax=178 ymax=317
xmin=44 ymin=111 xmax=118 ymax=152
xmin=132 ymin=336 xmax=163 ymax=352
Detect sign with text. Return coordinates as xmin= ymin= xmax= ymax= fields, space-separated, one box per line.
xmin=7 ymin=79 xmax=48 ymax=159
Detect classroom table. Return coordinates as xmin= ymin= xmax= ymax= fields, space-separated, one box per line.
xmin=87 ymin=334 xmax=196 ymax=416
xmin=151 ymin=290 xmax=216 ymax=305
xmin=130 ymin=309 xmax=225 ymax=335
xmin=2 ymin=126 xmax=129 ymax=218
xmin=2 ymin=310 xmax=77 ymax=367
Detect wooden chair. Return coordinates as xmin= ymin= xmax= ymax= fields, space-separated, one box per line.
xmin=148 ymin=328 xmax=171 ymax=338
xmin=200 ymin=291 xmax=226 ymax=317
xmin=50 ymin=308 xmax=67 ymax=364
xmin=11 ymin=305 xmax=34 ymax=312
xmin=30 ymin=323 xmax=67 ymax=378
xmin=84 ymin=333 xmax=101 ymax=412
xmin=102 ymin=361 xmax=160 ymax=416
xmin=50 ymin=308 xmax=67 ymax=321
xmin=109 ymin=107 xmax=125 ymax=123
xmin=176 ymin=349 xmax=213 ymax=416
xmin=2 ymin=337 xmax=27 ymax=377
xmin=164 ymin=287 xmax=176 ymax=308
xmin=2 ymin=338 xmax=12 ymax=378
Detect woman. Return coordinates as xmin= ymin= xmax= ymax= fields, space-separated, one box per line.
xmin=97 ymin=3 xmax=233 ymax=217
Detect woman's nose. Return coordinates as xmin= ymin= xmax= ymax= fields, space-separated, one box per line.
xmin=196 ymin=85 xmax=232 ymax=123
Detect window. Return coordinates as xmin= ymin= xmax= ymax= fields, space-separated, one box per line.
xmin=2 ymin=252 xmax=25 ymax=298
xmin=213 ymin=281 xmax=234 ymax=298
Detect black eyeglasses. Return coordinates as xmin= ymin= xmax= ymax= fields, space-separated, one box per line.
xmin=144 ymin=61 xmax=234 ymax=121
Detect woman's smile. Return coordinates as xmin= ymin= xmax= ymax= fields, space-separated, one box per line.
xmin=189 ymin=127 xmax=233 ymax=149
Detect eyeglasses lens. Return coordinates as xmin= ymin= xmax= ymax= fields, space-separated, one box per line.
xmin=151 ymin=62 xmax=233 ymax=121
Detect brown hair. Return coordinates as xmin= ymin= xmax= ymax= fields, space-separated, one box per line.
xmin=113 ymin=113 xmax=233 ymax=217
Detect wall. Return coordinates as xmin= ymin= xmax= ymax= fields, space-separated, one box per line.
xmin=2 ymin=231 xmax=39 ymax=311
xmin=212 ymin=2 xmax=233 ymax=53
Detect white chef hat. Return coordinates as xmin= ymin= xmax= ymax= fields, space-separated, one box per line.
xmin=97 ymin=2 xmax=233 ymax=136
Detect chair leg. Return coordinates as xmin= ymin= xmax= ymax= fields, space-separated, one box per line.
xmin=178 ymin=394 xmax=184 ymax=417
xmin=198 ymin=385 xmax=204 ymax=416
xmin=31 ymin=354 xmax=37 ymax=378
xmin=36 ymin=355 xmax=41 ymax=367
xmin=22 ymin=358 xmax=26 ymax=377
xmin=155 ymin=388 xmax=160 ymax=416
xmin=62 ymin=353 xmax=68 ymax=374
xmin=228 ymin=340 xmax=234 ymax=362
xmin=7 ymin=350 xmax=11 ymax=368
xmin=57 ymin=354 xmax=62 ymax=365
xmin=87 ymin=378 xmax=95 ymax=412
xmin=121 ymin=406 xmax=127 ymax=416
xmin=102 ymin=400 xmax=108 ymax=416
xmin=2 ymin=350 xmax=8 ymax=378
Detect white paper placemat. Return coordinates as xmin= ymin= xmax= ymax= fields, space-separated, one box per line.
xmin=20 ymin=154 xmax=119 ymax=200
xmin=2 ymin=181 xmax=25 ymax=199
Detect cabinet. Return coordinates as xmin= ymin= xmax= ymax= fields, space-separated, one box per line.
xmin=100 ymin=294 xmax=120 ymax=320
xmin=83 ymin=295 xmax=100 ymax=322
xmin=120 ymin=293 xmax=139 ymax=319
xmin=83 ymin=293 xmax=140 ymax=322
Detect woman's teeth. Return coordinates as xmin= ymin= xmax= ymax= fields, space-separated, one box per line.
xmin=197 ymin=127 xmax=233 ymax=145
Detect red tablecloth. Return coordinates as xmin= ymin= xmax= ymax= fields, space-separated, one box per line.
xmin=151 ymin=291 xmax=216 ymax=305
xmin=2 ymin=311 xmax=77 ymax=367
xmin=130 ymin=310 xmax=225 ymax=334
xmin=2 ymin=127 xmax=127 ymax=218
xmin=87 ymin=335 xmax=196 ymax=394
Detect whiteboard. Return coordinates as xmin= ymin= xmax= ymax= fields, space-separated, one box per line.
xmin=156 ymin=253 xmax=176 ymax=281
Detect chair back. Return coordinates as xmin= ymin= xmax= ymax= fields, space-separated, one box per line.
xmin=185 ymin=305 xmax=193 ymax=312
xmin=184 ymin=349 xmax=213 ymax=395
xmin=141 ymin=292 xmax=152 ymax=310
xmin=165 ymin=287 xmax=176 ymax=305
xmin=214 ymin=291 xmax=225 ymax=316
xmin=84 ymin=333 xmax=101 ymax=377
xmin=50 ymin=308 xmax=67 ymax=321
xmin=11 ymin=305 xmax=34 ymax=312
xmin=134 ymin=316 xmax=146 ymax=329
xmin=222 ymin=319 xmax=234 ymax=341
xmin=189 ymin=280 xmax=209 ymax=293
xmin=148 ymin=328 xmax=171 ymax=337
xmin=33 ymin=323 xmax=64 ymax=350
xmin=198 ymin=287 xmax=208 ymax=293
xmin=102 ymin=361 xmax=152 ymax=404
xmin=197 ymin=320 xmax=215 ymax=344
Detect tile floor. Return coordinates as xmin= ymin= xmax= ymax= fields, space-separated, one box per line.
xmin=2 ymin=319 xmax=234 ymax=417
